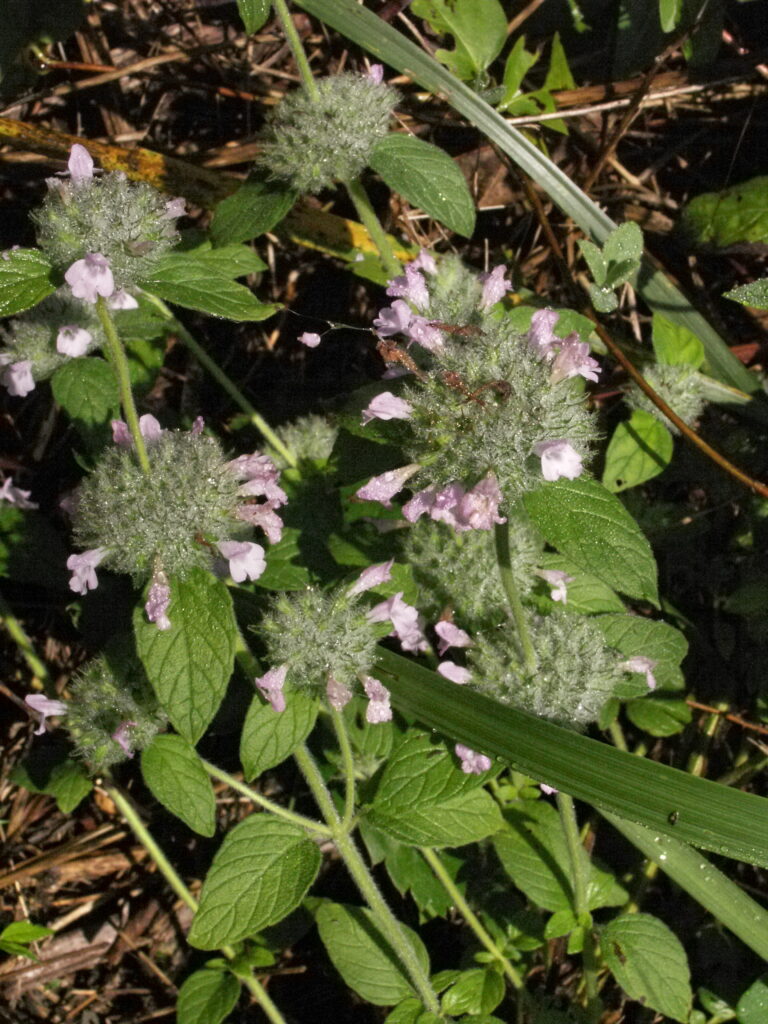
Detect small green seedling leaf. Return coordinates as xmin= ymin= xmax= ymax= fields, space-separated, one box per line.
xmin=176 ymin=968 xmax=240 ymax=1024
xmin=0 ymin=248 xmax=55 ymax=317
xmin=236 ymin=0 xmax=271 ymax=34
xmin=410 ymin=0 xmax=507 ymax=80
xmin=240 ymin=688 xmax=318 ymax=780
xmin=141 ymin=734 xmax=216 ymax=836
xmin=602 ymin=410 xmax=674 ymax=492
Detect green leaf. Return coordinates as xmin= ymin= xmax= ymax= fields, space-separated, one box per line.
xmin=593 ymin=613 xmax=687 ymax=693
xmin=410 ymin=0 xmax=507 ymax=80
xmin=625 ymin=696 xmax=691 ymax=737
xmin=141 ymin=734 xmax=216 ymax=836
xmin=257 ymin=527 xmax=312 ymax=590
xmin=601 ymin=914 xmax=692 ymax=1022
xmin=138 ymin=252 xmax=279 ymax=322
xmin=12 ymin=745 xmax=93 ymax=814
xmin=178 ymin=241 xmax=267 ymax=277
xmin=441 ymin=968 xmax=505 ymax=1016
xmin=725 ymin=278 xmax=768 ymax=310
xmin=236 ymin=0 xmax=271 ymax=34
xmin=658 ymin=0 xmax=683 ymax=31
xmin=315 ymin=901 xmax=430 ymax=1006
xmin=176 ymin=968 xmax=240 ymax=1024
xmin=523 ymin=478 xmax=659 ymax=605
xmin=538 ymin=554 xmax=625 ymax=614
xmin=210 ymin=171 xmax=297 ymax=247
xmin=602 ymin=221 xmax=643 ymax=286
xmin=189 ymin=815 xmax=321 ymax=949
xmin=51 ymin=357 xmax=120 ymax=430
xmin=578 ymin=239 xmax=607 ymax=287
xmin=134 ymin=569 xmax=237 ymax=744
xmin=369 ymin=134 xmax=475 ymax=238
xmin=0 ymin=248 xmax=55 ymax=317
xmin=737 ymin=975 xmax=768 ymax=1023
xmin=651 ymin=312 xmax=705 ymax=367
xmin=376 ymin=648 xmax=768 ymax=868
xmin=602 ymin=410 xmax=674 ymax=492
xmin=240 ymin=689 xmax=318 ymax=780
xmin=499 ymin=37 xmax=538 ymax=109
xmin=0 ymin=922 xmax=53 ymax=945
xmin=680 ymin=176 xmax=768 ymax=249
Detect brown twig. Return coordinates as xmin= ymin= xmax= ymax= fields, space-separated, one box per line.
xmin=687 ymin=699 xmax=768 ymax=737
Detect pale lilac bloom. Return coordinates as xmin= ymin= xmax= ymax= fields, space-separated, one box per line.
xmin=455 ymin=743 xmax=492 ymax=775
xmin=111 ymin=420 xmax=132 ymax=447
xmin=402 ymin=485 xmax=438 ymax=523
xmin=438 ymin=661 xmax=472 ymax=685
xmin=407 ymin=316 xmax=445 ymax=354
xmin=112 ymin=721 xmax=137 ymax=757
xmin=534 ymin=440 xmax=583 ymax=482
xmin=191 ymin=416 xmax=205 ymax=436
xmin=362 ymin=676 xmax=392 ymax=723
xmin=537 ymin=569 xmax=574 ymax=604
xmin=550 ymin=336 xmax=600 ymax=384
xmin=236 ymin=501 xmax=284 ymax=544
xmin=479 ymin=264 xmax=512 ymax=309
xmin=386 ymin=264 xmax=429 ymax=311
xmin=402 ymin=481 xmax=463 ymax=526
xmin=64 ymin=252 xmax=115 ymax=303
xmin=67 ymin=144 xmax=94 ymax=186
xmin=454 ymin=474 xmax=506 ymax=531
xmin=2 ymin=360 xmax=35 ymax=397
xmin=356 ymin=463 xmax=420 ymax=506
xmin=228 ymin=453 xmax=287 ymax=506
xmin=347 ymin=558 xmax=394 ymax=598
xmin=25 ymin=694 xmax=68 ymax=735
xmin=217 ymin=540 xmax=266 ymax=583
xmin=1 ymin=245 xmax=20 ymax=261
xmin=299 ymin=331 xmax=322 ymax=348
xmin=256 ymin=664 xmax=288 ymax=713
xmin=146 ymin=576 xmax=172 ymax=630
xmin=56 ymin=325 xmax=92 ymax=357
xmin=540 ymin=783 xmax=558 ymax=795
xmin=366 ymin=63 xmax=384 ymax=84
xmin=107 ymin=288 xmax=139 ymax=310
xmin=527 ymin=308 xmax=560 ymax=360
xmin=362 ymin=392 xmax=413 ymax=425
xmin=164 ymin=197 xmax=187 ymax=219
xmin=620 ymin=655 xmax=658 ymax=691
xmin=139 ymin=414 xmax=163 ymax=443
xmin=373 ymin=299 xmax=412 ymax=338
xmin=412 ymin=249 xmax=437 ymax=275
xmin=0 ymin=476 xmax=37 ymax=509
xmin=326 ymin=674 xmax=354 ymax=710
xmin=367 ymin=592 xmax=428 ymax=653
xmin=434 ymin=621 xmax=472 ymax=656
xmin=67 ymin=547 xmax=107 ymax=594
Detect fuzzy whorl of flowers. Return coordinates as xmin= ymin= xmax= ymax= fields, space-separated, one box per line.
xmin=273 ymin=414 xmax=339 ymax=466
xmin=65 ymin=657 xmax=167 ymax=771
xmin=625 ymin=363 xmax=708 ymax=435
xmin=469 ymin=609 xmax=626 ymax=728
xmin=73 ymin=430 xmax=247 ymax=581
xmin=257 ymin=73 xmax=398 ymax=194
xmin=33 ymin=166 xmax=181 ymax=289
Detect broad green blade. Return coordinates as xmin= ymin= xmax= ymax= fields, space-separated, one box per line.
xmin=603 ymin=812 xmax=768 ymax=962
xmin=376 ymin=649 xmax=768 ymax=868
xmin=295 ymin=0 xmax=759 ymax=395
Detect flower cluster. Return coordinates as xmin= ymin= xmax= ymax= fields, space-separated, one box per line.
xmin=626 ymin=362 xmax=707 ymax=435
xmin=67 ymin=415 xmax=286 ymax=630
xmin=257 ymin=71 xmax=398 ymax=194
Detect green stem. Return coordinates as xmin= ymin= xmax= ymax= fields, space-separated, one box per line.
xmin=272 ymin=0 xmax=319 ymax=97
xmin=96 ymin=297 xmax=150 ymax=474
xmin=331 ymin=708 xmax=357 ymax=832
xmin=202 ymin=760 xmax=333 ymax=837
xmin=493 ymin=521 xmax=536 ymax=673
xmin=141 ymin=292 xmax=298 ymax=469
xmin=108 ymin=784 xmax=288 ymax=1024
xmin=344 ymin=176 xmax=402 ymax=279
xmin=294 ymin=745 xmax=442 ymax=1016
xmin=420 ymin=846 xmax=523 ymax=990
xmin=0 ymin=593 xmax=52 ymax=691
xmin=556 ymin=792 xmax=600 ymax=1021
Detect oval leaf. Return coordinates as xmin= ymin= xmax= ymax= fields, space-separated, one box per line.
xmin=134 ymin=569 xmax=237 ymax=744
xmin=0 ymin=248 xmax=55 ymax=317
xmin=188 ymin=815 xmax=321 ymax=949
xmin=141 ymin=734 xmax=216 ymax=836
xmin=210 ymin=171 xmax=297 ymax=247
xmin=236 ymin=0 xmax=271 ymax=33
xmin=51 ymin=357 xmax=120 ymax=428
xmin=240 ymin=689 xmax=318 ymax=781
xmin=603 ymin=410 xmax=673 ymax=492
xmin=369 ymin=134 xmax=475 ymax=238
xmin=176 ymin=969 xmax=240 ymax=1024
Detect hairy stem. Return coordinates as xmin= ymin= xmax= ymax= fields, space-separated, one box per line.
xmin=331 ymin=708 xmax=357 ymax=832
xmin=494 ymin=521 xmax=537 ymax=673
xmin=272 ymin=0 xmax=319 ymax=97
xmin=345 ymin=176 xmax=402 ymax=279
xmin=96 ymin=297 xmax=150 ymax=474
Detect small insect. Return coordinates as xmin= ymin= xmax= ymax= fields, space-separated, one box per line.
xmin=667 ymin=810 xmax=679 ymax=825
xmin=376 ymin=339 xmax=427 ymax=381
xmin=428 ymin=321 xmax=481 ymax=338
xmin=442 ymin=371 xmax=512 ymax=408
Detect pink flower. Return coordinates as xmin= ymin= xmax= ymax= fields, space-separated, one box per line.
xmin=356 ymin=463 xmax=420 ymax=506
xmin=111 ymin=420 xmax=132 ymax=447
xmin=361 ymin=392 xmax=413 ymax=425
xmin=236 ymin=502 xmax=284 ymax=544
xmin=217 ymin=540 xmax=266 ymax=583
xmin=2 ymin=360 xmax=35 ymax=397
xmin=255 ymin=664 xmax=288 ymax=712
xmin=434 ymin=621 xmax=472 ymax=657
xmin=540 ymin=783 xmax=558 ymax=795
xmin=527 ymin=308 xmax=560 ymax=359
xmin=25 ymin=694 xmax=68 ymax=735
xmin=56 ymin=325 xmax=92 ymax=357
xmin=347 ymin=558 xmax=394 ymax=598
xmin=454 ymin=474 xmax=506 ymax=531
xmin=112 ymin=721 xmax=137 ymax=757
xmin=537 ymin=569 xmax=574 ymax=604
xmin=407 ymin=316 xmax=445 ymax=354
xmin=107 ymin=288 xmax=139 ymax=310
xmin=191 ymin=416 xmax=205 ymax=436
xmin=146 ymin=575 xmax=172 ymax=630
xmin=479 ymin=264 xmax=511 ymax=309
xmin=550 ymin=336 xmax=601 ymax=384
xmin=412 ymin=249 xmax=437 ymax=275
xmin=299 ymin=332 xmax=322 ymax=348
xmin=139 ymin=414 xmax=163 ymax=442
xmin=534 ymin=440 xmax=583 ymax=481
xmin=438 ymin=661 xmax=472 ymax=685
xmin=373 ymin=299 xmax=413 ymax=338
xmin=67 ymin=547 xmax=107 ymax=594
xmin=1 ymin=245 xmax=20 ymax=261
xmin=0 ymin=476 xmax=37 ymax=509
xmin=227 ymin=453 xmax=287 ymax=506
xmin=67 ymin=144 xmax=94 ymax=186
xmin=64 ymin=252 xmax=115 ymax=303
xmin=455 ymin=743 xmax=492 ymax=775
xmin=326 ymin=674 xmax=354 ymax=710
xmin=620 ymin=655 xmax=658 ymax=691
xmin=367 ymin=592 xmax=428 ymax=653
xmin=362 ymin=676 xmax=392 ymax=723
xmin=366 ymin=63 xmax=384 ymax=84
xmin=386 ymin=264 xmax=429 ymax=311
xmin=164 ymin=197 xmax=187 ymax=219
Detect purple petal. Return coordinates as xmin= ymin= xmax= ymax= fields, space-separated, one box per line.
xmin=434 ymin=621 xmax=472 ymax=656
xmin=356 ymin=463 xmax=420 ymax=506
xmin=255 ymin=664 xmax=288 ymax=712
xmin=361 ymin=392 xmax=413 ymax=425
xmin=347 ymin=559 xmax=394 ymax=598
xmin=326 ymin=674 xmax=354 ymax=710
xmin=438 ymin=661 xmax=472 ymax=685
xmin=479 ymin=264 xmax=511 ymax=309
xmin=454 ymin=743 xmax=492 ymax=774
xmin=299 ymin=332 xmax=322 ymax=348
xmin=362 ymin=676 xmax=392 ymax=723
xmin=1 ymin=360 xmax=35 ymax=397
xmin=64 ymin=252 xmax=115 ymax=303
xmin=67 ymin=144 xmax=94 ymax=185
xmin=56 ymin=325 xmax=92 ymax=357
xmin=217 ymin=540 xmax=266 ymax=583
xmin=67 ymin=547 xmax=107 ymax=595
xmin=533 ymin=440 xmax=583 ymax=482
